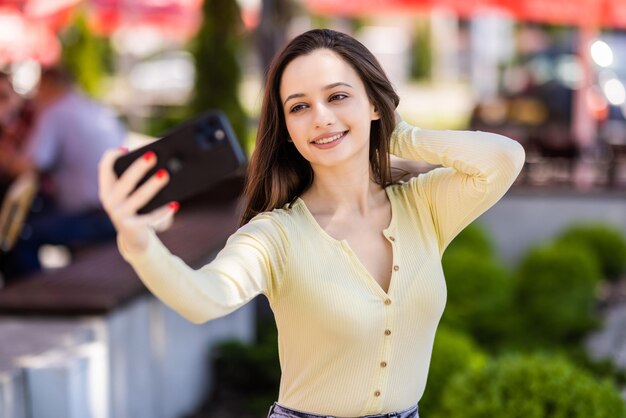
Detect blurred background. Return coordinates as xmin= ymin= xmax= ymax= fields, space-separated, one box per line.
xmin=1 ymin=1 xmax=626 ymax=418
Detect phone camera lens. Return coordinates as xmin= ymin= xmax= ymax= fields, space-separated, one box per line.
xmin=167 ymin=157 xmax=183 ymax=173
xmin=215 ymin=129 xmax=225 ymax=141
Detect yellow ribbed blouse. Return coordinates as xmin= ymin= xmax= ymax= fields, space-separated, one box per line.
xmin=119 ymin=121 xmax=525 ymax=417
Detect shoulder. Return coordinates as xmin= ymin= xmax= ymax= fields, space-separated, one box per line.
xmin=385 ymin=168 xmax=453 ymax=204
xmin=385 ymin=176 xmax=424 ymax=200
xmin=236 ymin=205 xmax=299 ymax=247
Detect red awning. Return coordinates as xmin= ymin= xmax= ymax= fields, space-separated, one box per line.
xmin=305 ymin=0 xmax=626 ymax=29
xmin=304 ymin=0 xmax=428 ymax=16
xmin=504 ymin=0 xmax=600 ymax=27
xmin=86 ymin=0 xmax=204 ymax=41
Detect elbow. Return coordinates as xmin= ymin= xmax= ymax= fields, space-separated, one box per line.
xmin=491 ymin=132 xmax=525 ymax=175
xmin=508 ymin=139 xmax=526 ymax=175
xmin=184 ymin=312 xmax=210 ymax=325
xmin=178 ymin=311 xmax=207 ymax=325
xmin=177 ymin=307 xmax=210 ymax=324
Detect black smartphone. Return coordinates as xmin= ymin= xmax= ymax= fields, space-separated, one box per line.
xmin=113 ymin=110 xmax=246 ymax=214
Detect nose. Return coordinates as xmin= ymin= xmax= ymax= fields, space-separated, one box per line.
xmin=312 ymin=102 xmax=335 ymax=128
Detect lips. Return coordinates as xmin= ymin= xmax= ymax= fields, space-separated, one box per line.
xmin=310 ymin=130 xmax=348 ymax=145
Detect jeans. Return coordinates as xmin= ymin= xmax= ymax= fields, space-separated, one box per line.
xmin=267 ymin=402 xmax=419 ymax=418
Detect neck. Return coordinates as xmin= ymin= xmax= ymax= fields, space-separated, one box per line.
xmin=303 ymin=159 xmax=385 ymax=216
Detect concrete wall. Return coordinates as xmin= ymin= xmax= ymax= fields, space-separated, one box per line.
xmin=478 ymin=190 xmax=626 ymax=265
xmin=0 ymin=296 xmax=255 ymax=418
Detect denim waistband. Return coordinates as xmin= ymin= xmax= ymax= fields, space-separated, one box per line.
xmin=267 ymin=402 xmax=419 ymax=418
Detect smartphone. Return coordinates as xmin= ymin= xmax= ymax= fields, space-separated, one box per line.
xmin=113 ymin=110 xmax=246 ymax=214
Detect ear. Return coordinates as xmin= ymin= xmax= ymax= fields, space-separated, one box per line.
xmin=370 ymin=102 xmax=381 ymax=121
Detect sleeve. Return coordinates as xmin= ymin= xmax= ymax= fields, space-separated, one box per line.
xmin=390 ymin=121 xmax=526 ymax=254
xmin=118 ymin=213 xmax=289 ymax=324
xmin=24 ymin=111 xmax=58 ymax=170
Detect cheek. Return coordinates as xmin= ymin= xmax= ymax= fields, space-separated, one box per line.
xmin=285 ymin=117 xmax=307 ymax=141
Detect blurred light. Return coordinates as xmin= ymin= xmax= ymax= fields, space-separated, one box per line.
xmin=358 ymin=26 xmax=409 ymax=55
xmin=26 ymin=0 xmax=80 ymax=18
xmin=586 ymin=87 xmax=609 ymax=121
xmin=556 ymin=55 xmax=583 ymax=89
xmin=502 ymin=66 xmax=530 ymax=94
xmin=478 ymin=98 xmax=508 ymax=125
xmin=112 ymin=27 xmax=166 ymax=57
xmin=620 ymin=102 xmax=626 ymax=120
xmin=11 ymin=61 xmax=40 ymax=95
xmin=603 ymin=77 xmax=625 ymax=105
xmin=0 ymin=14 xmax=22 ymax=43
xmin=128 ymin=51 xmax=195 ymax=105
xmin=590 ymin=40 xmax=613 ymax=67
xmin=237 ymin=0 xmax=260 ymax=30
xmin=598 ymin=69 xmax=618 ymax=87
xmin=39 ymin=245 xmax=71 ymax=269
xmin=528 ymin=56 xmax=552 ymax=84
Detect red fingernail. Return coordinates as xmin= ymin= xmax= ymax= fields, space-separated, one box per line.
xmin=143 ymin=151 xmax=156 ymax=162
xmin=156 ymin=169 xmax=168 ymax=179
xmin=169 ymin=201 xmax=180 ymax=212
xmin=119 ymin=146 xmax=129 ymax=153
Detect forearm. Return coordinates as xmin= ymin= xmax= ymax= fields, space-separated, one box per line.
xmin=390 ymin=121 xmax=526 ymax=184
xmin=119 ymin=223 xmax=277 ymax=324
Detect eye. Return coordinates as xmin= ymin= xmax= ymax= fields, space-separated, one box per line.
xmin=329 ymin=93 xmax=348 ymax=102
xmin=289 ymin=103 xmax=308 ymax=113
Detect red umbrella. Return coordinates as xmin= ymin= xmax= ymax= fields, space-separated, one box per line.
xmin=0 ymin=8 xmax=60 ymax=64
xmin=0 ymin=0 xmax=80 ymax=64
xmin=86 ymin=0 xmax=204 ymax=41
xmin=0 ymin=0 xmax=79 ymax=30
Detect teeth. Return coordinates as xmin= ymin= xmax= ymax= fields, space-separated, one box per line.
xmin=314 ymin=132 xmax=344 ymax=144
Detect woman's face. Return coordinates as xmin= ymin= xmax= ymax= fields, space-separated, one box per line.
xmin=279 ymin=48 xmax=379 ymax=170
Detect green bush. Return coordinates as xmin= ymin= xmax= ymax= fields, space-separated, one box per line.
xmin=556 ymin=223 xmax=626 ymax=281
xmin=514 ymin=243 xmax=601 ymax=346
xmin=212 ymin=340 xmax=279 ymax=393
xmin=60 ymin=12 xmax=112 ymax=98
xmin=420 ymin=327 xmax=487 ymax=416
xmin=441 ymin=248 xmax=513 ymax=347
xmin=560 ymin=345 xmax=626 ymax=387
xmin=410 ymin=17 xmax=432 ymax=81
xmin=210 ymin=319 xmax=280 ymax=415
xmin=434 ymin=354 xmax=626 ymax=418
xmin=444 ymin=222 xmax=494 ymax=259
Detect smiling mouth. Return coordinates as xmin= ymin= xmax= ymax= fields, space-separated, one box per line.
xmin=311 ymin=130 xmax=348 ymax=145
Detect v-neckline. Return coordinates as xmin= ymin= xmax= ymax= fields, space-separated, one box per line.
xmin=294 ymin=186 xmax=397 ymax=296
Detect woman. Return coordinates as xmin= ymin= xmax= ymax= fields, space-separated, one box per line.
xmin=98 ymin=29 xmax=525 ymax=418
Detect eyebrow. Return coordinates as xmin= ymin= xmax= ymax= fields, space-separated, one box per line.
xmin=283 ymin=82 xmax=353 ymax=107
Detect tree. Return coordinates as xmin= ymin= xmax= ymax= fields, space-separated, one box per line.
xmin=188 ymin=0 xmax=248 ymax=148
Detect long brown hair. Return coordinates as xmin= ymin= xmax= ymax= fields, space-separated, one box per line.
xmin=240 ymin=29 xmax=400 ymax=225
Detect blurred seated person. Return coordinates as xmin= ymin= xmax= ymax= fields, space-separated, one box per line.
xmin=0 ymin=67 xmax=125 ymax=280
xmin=0 ymin=72 xmax=34 ymax=196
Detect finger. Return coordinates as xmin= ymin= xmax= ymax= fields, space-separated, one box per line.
xmin=113 ymin=150 xmax=158 ymax=202
xmin=98 ymin=147 xmax=128 ymax=206
xmin=153 ymin=212 xmax=174 ymax=232
xmin=138 ymin=201 xmax=179 ymax=231
xmin=123 ymin=169 xmax=170 ymax=214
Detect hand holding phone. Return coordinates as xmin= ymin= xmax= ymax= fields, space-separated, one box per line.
xmin=112 ymin=110 xmax=246 ymax=214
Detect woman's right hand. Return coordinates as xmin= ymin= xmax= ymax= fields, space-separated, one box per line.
xmin=98 ymin=148 xmax=179 ymax=254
